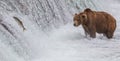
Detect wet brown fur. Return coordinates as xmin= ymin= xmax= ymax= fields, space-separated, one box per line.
xmin=73 ymin=8 xmax=116 ymax=39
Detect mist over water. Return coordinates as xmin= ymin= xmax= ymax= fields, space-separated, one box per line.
xmin=0 ymin=0 xmax=120 ymax=61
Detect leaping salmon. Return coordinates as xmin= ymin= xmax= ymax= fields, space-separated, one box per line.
xmin=13 ymin=16 xmax=26 ymax=31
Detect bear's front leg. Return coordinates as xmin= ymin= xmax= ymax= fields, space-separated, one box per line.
xmin=85 ymin=31 xmax=88 ymax=37
xmin=89 ymin=26 xmax=96 ymax=38
xmin=82 ymin=25 xmax=89 ymax=37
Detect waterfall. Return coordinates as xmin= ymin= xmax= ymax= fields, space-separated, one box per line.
xmin=0 ymin=0 xmax=106 ymax=61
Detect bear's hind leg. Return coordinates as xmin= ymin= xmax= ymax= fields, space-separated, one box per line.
xmin=106 ymin=32 xmax=113 ymax=39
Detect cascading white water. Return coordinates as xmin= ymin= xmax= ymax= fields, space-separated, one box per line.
xmin=0 ymin=0 xmax=120 ymax=61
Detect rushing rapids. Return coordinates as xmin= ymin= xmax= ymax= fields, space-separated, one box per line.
xmin=0 ymin=0 xmax=120 ymax=61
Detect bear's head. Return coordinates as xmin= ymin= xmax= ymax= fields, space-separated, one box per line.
xmin=73 ymin=13 xmax=87 ymax=27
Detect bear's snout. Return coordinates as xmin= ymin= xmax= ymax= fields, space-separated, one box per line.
xmin=74 ymin=24 xmax=76 ymax=26
xmin=73 ymin=23 xmax=79 ymax=27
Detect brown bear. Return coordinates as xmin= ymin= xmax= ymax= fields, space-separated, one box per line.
xmin=73 ymin=8 xmax=116 ymax=39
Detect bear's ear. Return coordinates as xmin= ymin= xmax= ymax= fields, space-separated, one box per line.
xmin=75 ymin=13 xmax=77 ymax=15
xmin=82 ymin=14 xmax=87 ymax=19
xmin=81 ymin=14 xmax=87 ymax=23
